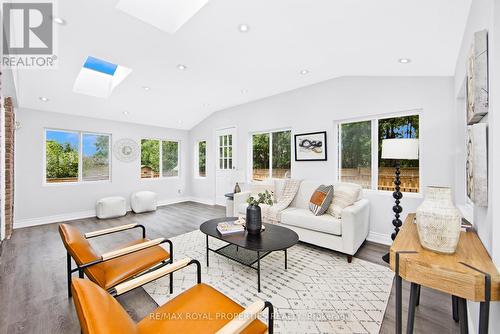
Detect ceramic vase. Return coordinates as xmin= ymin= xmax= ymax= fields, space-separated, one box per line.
xmin=246 ymin=205 xmax=262 ymax=235
xmin=416 ymin=186 xmax=462 ymax=254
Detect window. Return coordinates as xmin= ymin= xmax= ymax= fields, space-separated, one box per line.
xmin=83 ymin=134 xmax=110 ymax=181
xmin=162 ymin=141 xmax=179 ymax=177
xmin=339 ymin=121 xmax=372 ymax=189
xmin=196 ymin=141 xmax=207 ymax=177
xmin=45 ymin=129 xmax=110 ymax=184
xmin=338 ymin=114 xmax=420 ymax=193
xmin=141 ymin=139 xmax=180 ymax=179
xmin=219 ymin=134 xmax=233 ymax=170
xmin=252 ymin=130 xmax=291 ymax=181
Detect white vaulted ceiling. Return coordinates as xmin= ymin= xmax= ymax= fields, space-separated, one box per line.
xmin=13 ymin=0 xmax=471 ymax=129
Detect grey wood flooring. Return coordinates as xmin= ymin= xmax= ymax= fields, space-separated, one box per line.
xmin=0 ymin=202 xmax=459 ymax=333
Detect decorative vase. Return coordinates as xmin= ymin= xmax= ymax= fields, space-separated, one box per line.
xmin=246 ymin=205 xmax=262 ymax=235
xmin=234 ymin=182 xmax=241 ymax=193
xmin=416 ymin=186 xmax=462 ymax=254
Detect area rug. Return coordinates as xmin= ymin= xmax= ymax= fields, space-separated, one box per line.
xmin=143 ymin=230 xmax=394 ymax=334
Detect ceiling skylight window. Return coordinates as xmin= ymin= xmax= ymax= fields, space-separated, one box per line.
xmin=73 ymin=56 xmax=132 ymax=98
xmin=116 ymin=0 xmax=209 ymax=34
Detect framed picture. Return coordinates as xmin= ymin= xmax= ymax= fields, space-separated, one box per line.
xmin=466 ymin=123 xmax=488 ymax=206
xmin=466 ymin=29 xmax=489 ymax=125
xmin=294 ymin=131 xmax=327 ymax=161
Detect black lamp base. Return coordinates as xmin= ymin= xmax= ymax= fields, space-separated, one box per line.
xmin=382 ymin=160 xmax=403 ymax=265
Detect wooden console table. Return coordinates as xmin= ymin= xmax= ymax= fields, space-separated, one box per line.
xmin=390 ymin=214 xmax=500 ymax=334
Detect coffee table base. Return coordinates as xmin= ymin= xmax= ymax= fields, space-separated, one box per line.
xmin=205 ymin=235 xmax=287 ymax=292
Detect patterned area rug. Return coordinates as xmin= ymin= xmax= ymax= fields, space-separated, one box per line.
xmin=143 ymin=230 xmax=394 ymax=334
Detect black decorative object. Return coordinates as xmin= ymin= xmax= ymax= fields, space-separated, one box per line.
xmin=382 ymin=161 xmax=403 ymax=264
xmin=294 ymin=131 xmax=327 ymax=161
xmin=246 ymin=205 xmax=262 ymax=235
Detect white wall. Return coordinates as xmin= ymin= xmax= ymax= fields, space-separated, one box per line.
xmin=14 ymin=108 xmax=190 ymax=227
xmin=188 ymin=76 xmax=456 ymax=244
xmin=453 ymin=0 xmax=500 ymax=332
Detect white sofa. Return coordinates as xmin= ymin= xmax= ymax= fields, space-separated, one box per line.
xmin=233 ymin=180 xmax=370 ymax=262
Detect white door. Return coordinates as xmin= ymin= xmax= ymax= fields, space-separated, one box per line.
xmin=215 ymin=127 xmax=236 ymax=206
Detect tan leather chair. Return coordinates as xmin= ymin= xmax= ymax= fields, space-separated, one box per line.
xmin=72 ymin=258 xmax=273 ymax=334
xmin=59 ymin=223 xmax=173 ymax=297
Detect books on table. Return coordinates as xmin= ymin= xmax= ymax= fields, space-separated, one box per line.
xmin=217 ymin=221 xmax=245 ymax=235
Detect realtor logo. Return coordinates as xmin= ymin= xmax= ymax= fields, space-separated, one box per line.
xmin=2 ymin=1 xmax=57 ymax=68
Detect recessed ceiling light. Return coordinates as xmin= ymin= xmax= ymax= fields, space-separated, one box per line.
xmin=238 ymin=24 xmax=250 ymax=32
xmin=143 ymin=86 xmax=151 ymax=91
xmin=398 ymin=58 xmax=411 ymax=64
xmin=123 ymin=111 xmax=129 ymax=115
xmin=53 ymin=17 xmax=66 ymax=25
xmin=177 ymin=64 xmax=187 ymax=70
xmin=177 ymin=120 xmax=183 ymax=124
xmin=300 ymin=69 xmax=309 ymax=75
xmin=241 ymin=89 xmax=248 ymax=94
xmin=39 ymin=96 xmax=49 ymax=102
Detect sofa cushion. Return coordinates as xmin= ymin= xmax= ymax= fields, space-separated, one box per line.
xmin=281 ymin=207 xmax=342 ymax=236
xmin=327 ymin=183 xmax=362 ymax=218
xmin=308 ymin=185 xmax=334 ymax=216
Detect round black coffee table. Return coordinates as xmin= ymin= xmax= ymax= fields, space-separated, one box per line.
xmin=200 ymin=217 xmax=299 ymax=292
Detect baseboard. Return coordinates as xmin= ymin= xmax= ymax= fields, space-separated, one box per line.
xmin=186 ymin=197 xmax=216 ymax=206
xmin=14 ymin=210 xmax=96 ymax=229
xmin=13 ymin=197 xmax=216 ymax=229
xmin=157 ymin=197 xmax=190 ymax=206
xmin=366 ymin=231 xmax=393 ymax=246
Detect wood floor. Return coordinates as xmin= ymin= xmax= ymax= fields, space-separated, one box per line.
xmin=0 ymin=202 xmax=459 ymax=333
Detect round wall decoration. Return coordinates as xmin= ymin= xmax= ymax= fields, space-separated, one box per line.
xmin=113 ymin=138 xmax=139 ymax=162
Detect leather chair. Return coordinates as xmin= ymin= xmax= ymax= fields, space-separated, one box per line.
xmin=59 ymin=223 xmax=173 ymax=297
xmin=71 ymin=258 xmax=273 ymax=334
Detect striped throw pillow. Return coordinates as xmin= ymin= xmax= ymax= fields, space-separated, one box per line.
xmin=309 ymin=185 xmax=334 ymax=216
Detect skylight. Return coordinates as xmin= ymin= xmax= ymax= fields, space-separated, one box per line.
xmin=73 ymin=56 xmax=131 ymax=98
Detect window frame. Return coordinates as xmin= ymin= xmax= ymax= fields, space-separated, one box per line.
xmin=249 ymin=128 xmax=292 ymax=182
xmin=194 ymin=140 xmax=207 ymax=179
xmin=140 ymin=137 xmax=181 ymax=180
xmin=335 ymin=110 xmax=422 ymax=195
xmin=43 ymin=128 xmax=112 ymax=186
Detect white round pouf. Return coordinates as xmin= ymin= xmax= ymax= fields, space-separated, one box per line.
xmin=131 ymin=191 xmax=158 ymax=213
xmin=96 ymin=196 xmax=127 ymax=219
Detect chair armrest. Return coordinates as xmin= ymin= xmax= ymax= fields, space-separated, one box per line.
xmin=341 ymin=199 xmax=370 ymax=255
xmin=84 ymin=223 xmax=146 ymax=239
xmin=110 ymin=258 xmax=201 ymax=296
xmin=233 ymin=191 xmax=251 ymax=217
xmin=216 ymin=300 xmax=274 ymax=334
xmin=101 ymin=238 xmax=165 ymax=261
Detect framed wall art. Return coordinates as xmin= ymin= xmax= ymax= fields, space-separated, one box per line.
xmin=294 ymin=131 xmax=327 ymax=161
xmin=466 ymin=29 xmax=489 ymax=125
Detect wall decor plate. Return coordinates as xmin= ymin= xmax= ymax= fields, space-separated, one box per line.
xmin=294 ymin=131 xmax=327 ymax=161
xmin=466 ymin=123 xmax=488 ymax=206
xmin=113 ymin=138 xmax=139 ymax=162
xmin=466 ymin=29 xmax=489 ymax=125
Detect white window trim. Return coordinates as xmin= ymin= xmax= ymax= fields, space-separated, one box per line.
xmin=334 ymin=109 xmax=422 ymax=194
xmin=249 ymin=127 xmax=292 ymax=182
xmin=43 ymin=128 xmax=112 ymax=186
xmin=140 ymin=138 xmax=181 ymax=180
xmin=194 ymin=140 xmax=207 ymax=179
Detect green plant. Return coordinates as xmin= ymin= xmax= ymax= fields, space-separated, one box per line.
xmin=247 ymin=190 xmax=274 ymax=206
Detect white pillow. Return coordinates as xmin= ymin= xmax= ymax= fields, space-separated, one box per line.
xmin=327 ymin=183 xmax=362 ymax=218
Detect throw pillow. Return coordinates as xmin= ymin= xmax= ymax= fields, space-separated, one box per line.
xmin=327 ymin=183 xmax=362 ymax=218
xmin=309 ymin=185 xmax=334 ymax=216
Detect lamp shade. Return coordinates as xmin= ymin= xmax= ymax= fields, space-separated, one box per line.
xmin=381 ymin=138 xmax=419 ymax=160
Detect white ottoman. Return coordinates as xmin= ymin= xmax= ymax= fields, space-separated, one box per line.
xmin=96 ymin=196 xmax=126 ymax=219
xmin=131 ymin=191 xmax=157 ymax=213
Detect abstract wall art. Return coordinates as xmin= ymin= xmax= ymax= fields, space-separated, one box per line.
xmin=466 ymin=123 xmax=488 ymax=206
xmin=466 ymin=30 xmax=489 ymax=125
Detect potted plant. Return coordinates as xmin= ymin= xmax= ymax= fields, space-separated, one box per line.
xmin=246 ymin=190 xmax=273 ymax=235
